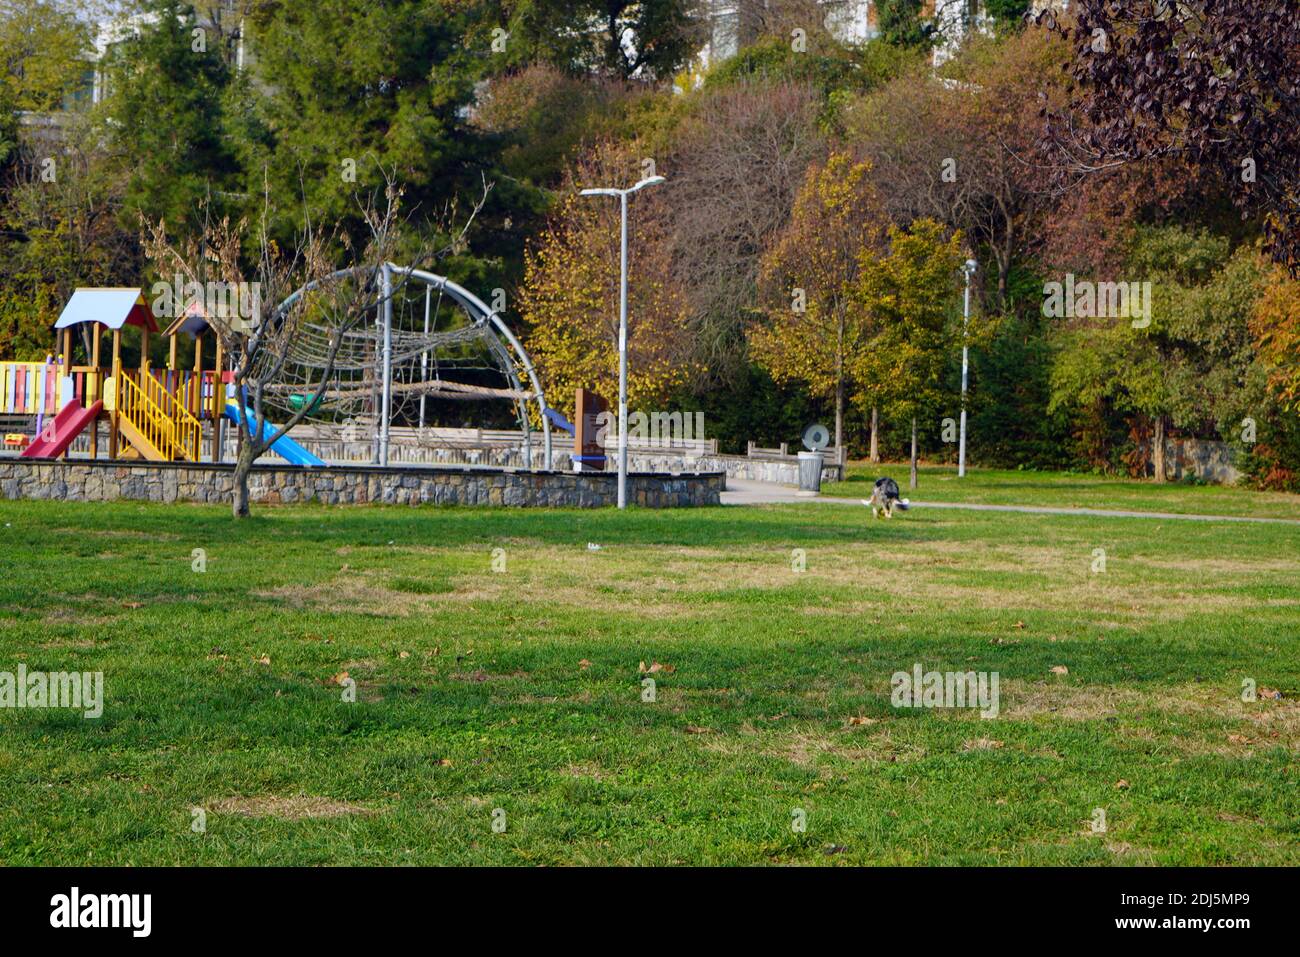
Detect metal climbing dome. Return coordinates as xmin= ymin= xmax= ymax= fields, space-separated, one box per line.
xmin=257 ymin=263 xmax=552 ymax=468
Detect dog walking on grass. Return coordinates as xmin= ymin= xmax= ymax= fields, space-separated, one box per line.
xmin=864 ymin=477 xmax=910 ymax=519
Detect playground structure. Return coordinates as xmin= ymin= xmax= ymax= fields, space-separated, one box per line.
xmin=0 ymin=271 xmax=562 ymax=469
xmin=0 ymin=287 xmax=262 ymax=464
xmin=257 ymin=263 xmax=556 ymax=469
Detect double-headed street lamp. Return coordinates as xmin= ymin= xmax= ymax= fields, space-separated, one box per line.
xmin=579 ymin=174 xmax=666 ymax=509
xmin=959 ymin=258 xmax=978 ymax=478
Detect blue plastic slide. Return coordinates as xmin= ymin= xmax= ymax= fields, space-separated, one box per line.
xmin=543 ymin=406 xmax=575 ymax=435
xmin=223 ymin=403 xmax=326 ymax=467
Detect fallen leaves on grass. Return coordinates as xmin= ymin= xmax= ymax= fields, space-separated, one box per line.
xmin=1050 ymin=665 xmax=1069 ymax=675
xmin=846 ymin=716 xmax=877 ymax=727
xmin=639 ymin=661 xmax=675 ymax=674
xmin=962 ymin=738 xmax=1004 ymax=751
xmin=684 ymin=725 xmax=714 ymax=734
xmin=254 ymin=655 xmax=271 ymax=666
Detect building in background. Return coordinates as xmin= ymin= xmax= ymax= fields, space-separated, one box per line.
xmin=86 ymin=1 xmax=248 ymax=107
xmin=698 ymin=1 xmax=995 ymax=71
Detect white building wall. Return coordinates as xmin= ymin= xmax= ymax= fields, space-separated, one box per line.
xmin=698 ymin=0 xmax=991 ymax=73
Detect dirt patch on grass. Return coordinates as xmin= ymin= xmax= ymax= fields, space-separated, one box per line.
xmin=41 ymin=607 xmax=115 ymax=629
xmin=999 ymin=680 xmax=1300 ymax=755
xmin=450 ymin=668 xmax=528 ymax=682
xmin=701 ymin=723 xmax=924 ymax=770
xmin=999 ymin=681 xmax=1147 ymax=720
xmin=255 ymin=556 xmax=694 ymax=620
xmin=583 ymin=541 xmax=1297 ymax=622
xmin=562 ymin=763 xmax=608 ymax=781
xmin=255 ymin=536 xmax=1299 ymax=627
xmin=52 ymin=526 xmax=182 ymax=542
xmin=38 ymin=638 xmax=100 ymax=649
xmin=209 ymin=795 xmax=373 ymax=820
xmin=254 ymin=572 xmax=443 ymax=617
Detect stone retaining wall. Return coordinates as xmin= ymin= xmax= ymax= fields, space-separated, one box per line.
xmin=695 ymin=454 xmax=841 ymax=486
xmin=0 ymin=458 xmax=724 ymax=508
xmin=1163 ymin=438 xmax=1242 ymax=484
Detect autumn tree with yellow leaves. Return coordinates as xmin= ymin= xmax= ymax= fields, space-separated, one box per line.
xmin=852 ymin=219 xmax=967 ymax=490
xmin=750 ymin=152 xmax=889 ymax=461
xmin=1252 ymin=264 xmax=1300 ymax=414
xmin=519 ymin=144 xmax=692 ymax=424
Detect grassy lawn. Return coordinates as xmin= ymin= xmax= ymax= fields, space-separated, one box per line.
xmin=0 ymin=480 xmax=1297 ymax=865
xmin=827 ymin=463 xmax=1300 ymax=520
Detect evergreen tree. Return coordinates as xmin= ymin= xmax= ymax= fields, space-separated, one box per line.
xmin=106 ymin=0 xmax=238 ymax=233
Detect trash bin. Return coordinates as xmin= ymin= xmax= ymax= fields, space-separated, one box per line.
xmin=797 ymin=450 xmax=823 ymax=496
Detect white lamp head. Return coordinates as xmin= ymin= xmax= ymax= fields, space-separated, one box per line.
xmin=629 ymin=175 xmax=666 ymax=194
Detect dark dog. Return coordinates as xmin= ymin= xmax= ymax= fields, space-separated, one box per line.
xmin=864 ymin=477 xmax=910 ymax=519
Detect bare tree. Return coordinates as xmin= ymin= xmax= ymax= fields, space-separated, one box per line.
xmin=846 ymin=30 xmax=1065 ymax=307
xmin=666 ymin=81 xmax=826 ymax=386
xmin=144 ymin=166 xmax=488 ymax=517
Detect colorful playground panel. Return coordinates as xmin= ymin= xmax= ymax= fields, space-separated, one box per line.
xmin=4 ymin=287 xmax=325 ymax=467
xmin=0 ymin=361 xmax=62 ymax=416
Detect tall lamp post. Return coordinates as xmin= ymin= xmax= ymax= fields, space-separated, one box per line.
xmin=958 ymin=258 xmax=977 ymax=478
xmin=579 ymin=175 xmax=666 ymax=509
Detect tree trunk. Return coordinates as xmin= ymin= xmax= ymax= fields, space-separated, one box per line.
xmin=870 ymin=406 xmax=879 ymax=464
xmin=232 ymin=438 xmax=256 ymax=518
xmin=1152 ymin=415 xmax=1166 ymax=484
xmin=909 ymin=417 xmax=918 ymax=490
xmin=834 ymin=376 xmax=844 ymax=467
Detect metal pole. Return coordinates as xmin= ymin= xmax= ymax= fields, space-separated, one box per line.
xmin=618 ymin=190 xmax=629 ymax=510
xmin=379 ymin=263 xmax=393 ymax=467
xmin=419 ymin=284 xmax=430 ymax=430
xmin=958 ymin=269 xmax=971 ymax=478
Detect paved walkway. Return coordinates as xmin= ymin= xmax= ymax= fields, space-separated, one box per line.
xmin=720 ymin=478 xmax=1300 ymax=526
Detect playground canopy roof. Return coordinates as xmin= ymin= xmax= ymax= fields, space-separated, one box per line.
xmin=162 ymin=301 xmax=213 ymax=339
xmin=54 ymin=288 xmax=158 ymax=333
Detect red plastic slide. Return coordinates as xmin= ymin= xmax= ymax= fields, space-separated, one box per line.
xmin=20 ymin=398 xmax=103 ymax=459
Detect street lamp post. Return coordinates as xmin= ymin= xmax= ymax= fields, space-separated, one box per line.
xmin=579 ymin=175 xmax=666 ymax=509
xmin=959 ymin=258 xmax=977 ymax=478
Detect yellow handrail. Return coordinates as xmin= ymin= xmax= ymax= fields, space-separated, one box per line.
xmin=142 ymin=370 xmax=202 ymax=460
xmin=117 ymin=372 xmax=202 ymax=461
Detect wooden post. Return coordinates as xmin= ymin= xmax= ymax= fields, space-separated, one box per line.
xmin=90 ymin=326 xmax=101 ymax=459
xmin=212 ymin=335 xmax=224 ymax=462
xmin=109 ymin=329 xmax=121 ymax=459
xmin=168 ymin=329 xmax=179 ymax=412
xmin=139 ymin=327 xmax=150 ymax=377
xmin=193 ymin=330 xmax=203 ymax=435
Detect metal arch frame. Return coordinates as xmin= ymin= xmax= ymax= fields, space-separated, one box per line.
xmin=272 ymin=263 xmax=553 ymax=470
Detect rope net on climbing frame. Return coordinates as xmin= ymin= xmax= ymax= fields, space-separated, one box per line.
xmin=250 ymin=267 xmax=535 ymax=439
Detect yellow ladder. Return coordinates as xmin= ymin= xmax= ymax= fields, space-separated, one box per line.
xmin=115 ymin=371 xmax=203 ymax=461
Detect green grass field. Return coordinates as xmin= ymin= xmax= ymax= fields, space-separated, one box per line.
xmin=1 ymin=467 xmax=1297 ymax=865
